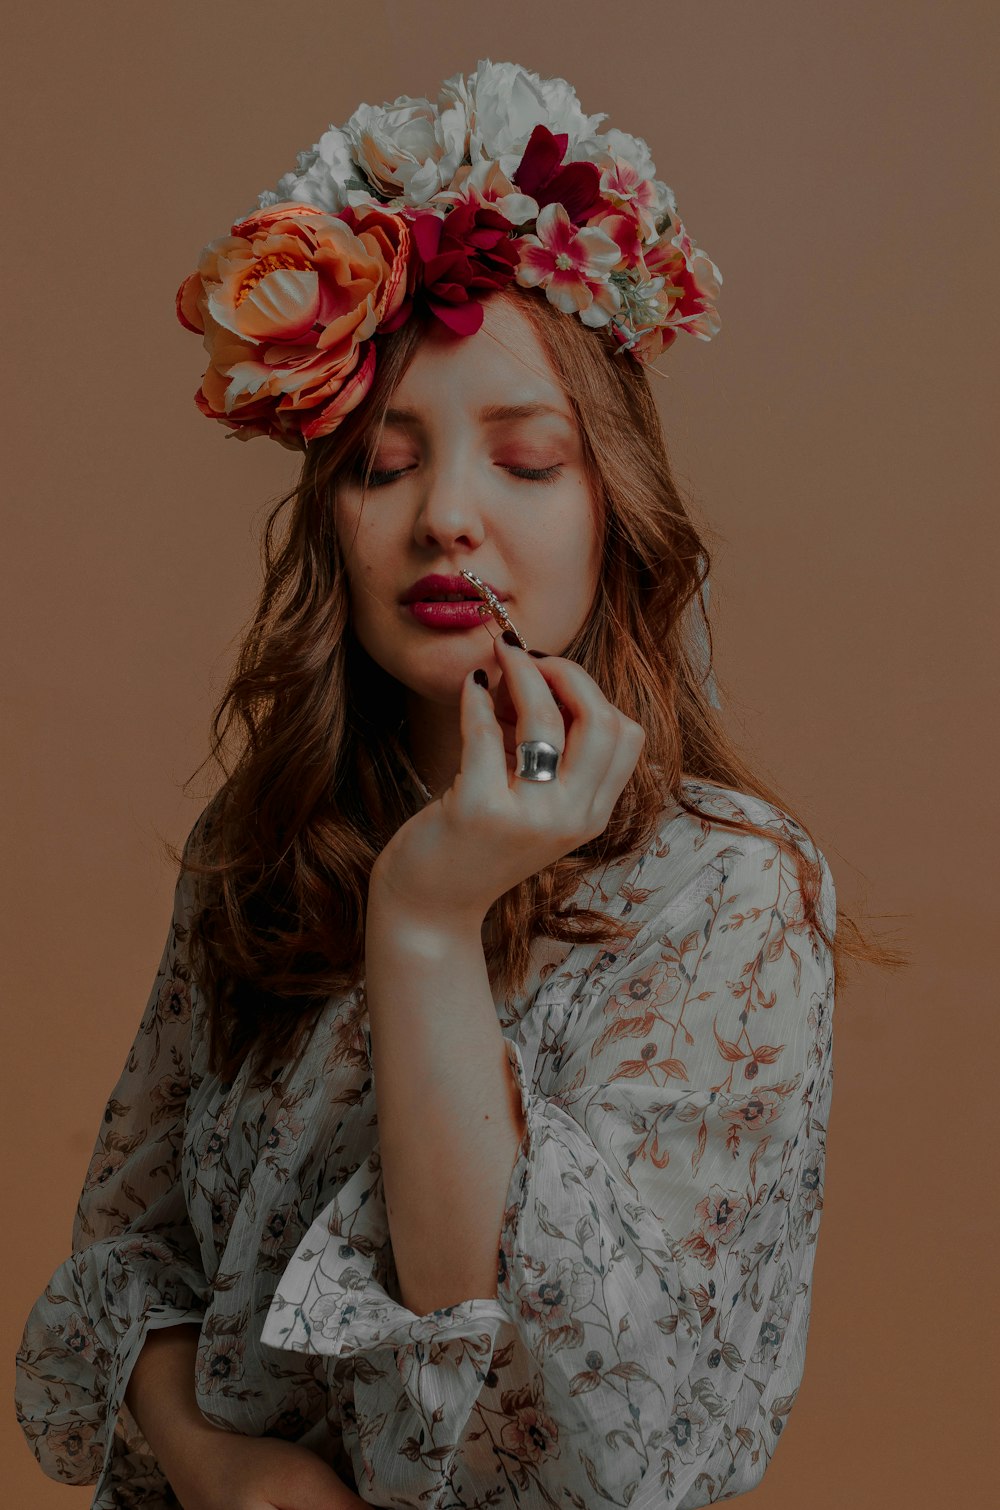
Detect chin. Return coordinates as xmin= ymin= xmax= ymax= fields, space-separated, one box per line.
xmin=389 ymin=657 xmax=472 ymax=705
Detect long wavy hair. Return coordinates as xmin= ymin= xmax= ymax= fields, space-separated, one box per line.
xmin=169 ymin=284 xmax=903 ymax=1087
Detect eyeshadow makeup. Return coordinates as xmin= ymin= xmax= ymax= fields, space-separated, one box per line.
xmin=459 ymin=570 xmax=529 ymax=651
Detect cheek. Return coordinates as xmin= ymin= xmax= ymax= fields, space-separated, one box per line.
xmin=332 ymin=525 xmax=373 ymax=622
xmin=520 ymin=475 xmax=597 ymax=540
xmin=335 ymin=498 xmax=388 ymax=575
xmin=527 ymin=536 xmax=601 ymax=634
xmin=549 ymin=488 xmax=602 ymax=581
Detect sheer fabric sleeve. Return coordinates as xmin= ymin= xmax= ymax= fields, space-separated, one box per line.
xmin=15 ymin=823 xmax=213 ymax=1501
xmin=261 ymin=824 xmax=836 ymax=1508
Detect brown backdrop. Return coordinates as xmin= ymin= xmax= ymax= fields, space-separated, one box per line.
xmin=4 ymin=3 xmax=996 ymax=1504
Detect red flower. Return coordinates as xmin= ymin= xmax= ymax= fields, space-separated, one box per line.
xmin=512 ymin=123 xmax=605 ymax=225
xmin=405 ymin=201 xmax=521 ymax=335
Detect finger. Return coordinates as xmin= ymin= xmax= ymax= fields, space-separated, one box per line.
xmin=457 ymin=665 xmax=509 ymax=800
xmin=492 ymin=664 xmax=568 ymax=730
xmin=588 ymin=717 xmax=646 ymax=820
xmin=494 ymin=642 xmax=619 ymax=785
xmin=494 ymin=688 xmax=565 ymax=750
xmin=491 ymin=669 xmax=517 ymax=727
xmin=490 ymin=636 xmax=566 ymax=767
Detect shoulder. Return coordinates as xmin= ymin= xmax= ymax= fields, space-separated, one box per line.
xmin=175 ymin=795 xmax=224 ymax=918
xmin=182 ymin=793 xmax=223 ymax=859
xmin=632 ymin=777 xmax=836 ymax=936
xmin=670 ymin=777 xmax=825 ymax=857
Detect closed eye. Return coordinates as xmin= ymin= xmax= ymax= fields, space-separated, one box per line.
xmin=356 ymin=464 xmax=564 ymax=489
xmin=504 ymin=464 xmax=563 ymax=484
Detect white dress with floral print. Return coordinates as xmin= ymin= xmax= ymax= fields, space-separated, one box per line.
xmin=15 ymin=779 xmax=836 ymax=1509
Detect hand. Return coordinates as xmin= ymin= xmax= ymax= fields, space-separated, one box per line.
xmin=177 ymin=1432 xmax=367 ymax=1510
xmin=370 ymin=633 xmax=645 ymax=929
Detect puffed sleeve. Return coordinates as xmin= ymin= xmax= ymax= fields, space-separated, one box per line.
xmin=261 ymin=822 xmax=836 ymax=1508
xmin=15 ymin=820 xmax=213 ymax=1501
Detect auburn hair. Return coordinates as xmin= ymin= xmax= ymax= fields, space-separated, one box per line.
xmin=168 ymin=285 xmax=903 ymax=1087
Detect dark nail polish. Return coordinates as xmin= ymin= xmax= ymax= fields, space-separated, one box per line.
xmin=473 ymin=668 xmax=489 ymax=688
xmin=528 ymin=648 xmax=547 ymax=658
xmin=501 ymin=629 xmax=521 ymax=647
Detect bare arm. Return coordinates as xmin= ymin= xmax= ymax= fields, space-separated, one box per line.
xmin=364 ymin=889 xmax=526 ymax=1315
xmin=124 ymin=1323 xmax=367 ymax=1508
xmin=361 ymin=634 xmax=641 ymax=1320
xmin=123 ymin=1323 xmax=234 ymax=1503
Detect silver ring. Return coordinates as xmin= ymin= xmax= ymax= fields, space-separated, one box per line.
xmin=515 ymin=740 xmax=561 ymax=782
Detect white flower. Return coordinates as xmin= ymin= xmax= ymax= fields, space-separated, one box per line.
xmin=345 ymin=94 xmax=465 ymax=206
xmin=572 ymin=126 xmax=658 ymax=181
xmin=532 ymin=66 xmax=607 ymax=143
xmin=459 ymin=59 xmax=606 ymax=174
xmin=654 ymin=177 xmax=678 ymax=218
xmin=267 ymin=125 xmax=360 ymax=213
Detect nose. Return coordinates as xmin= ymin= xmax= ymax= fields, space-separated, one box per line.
xmin=411 ymin=457 xmax=488 ymax=553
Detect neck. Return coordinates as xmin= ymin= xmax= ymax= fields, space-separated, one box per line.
xmin=403 ymin=690 xmax=464 ymax=800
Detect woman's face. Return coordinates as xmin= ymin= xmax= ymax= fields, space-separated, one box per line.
xmin=334 ymin=294 xmax=603 ymax=710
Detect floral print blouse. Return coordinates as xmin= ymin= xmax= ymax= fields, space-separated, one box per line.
xmin=16 ymin=779 xmax=836 ymax=1509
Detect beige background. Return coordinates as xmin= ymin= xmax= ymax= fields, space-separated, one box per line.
xmin=4 ymin=2 xmax=996 ymax=1504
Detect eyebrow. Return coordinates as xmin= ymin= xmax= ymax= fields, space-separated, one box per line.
xmin=383 ymin=402 xmax=575 ymax=428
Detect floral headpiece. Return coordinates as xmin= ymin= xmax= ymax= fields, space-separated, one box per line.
xmin=176 ymin=60 xmax=722 ymax=453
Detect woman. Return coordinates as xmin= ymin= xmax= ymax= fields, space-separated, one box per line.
xmin=15 ymin=60 xmax=891 ymax=1510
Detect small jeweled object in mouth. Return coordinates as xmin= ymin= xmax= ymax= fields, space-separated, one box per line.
xmin=459 ymin=570 xmax=529 ymax=649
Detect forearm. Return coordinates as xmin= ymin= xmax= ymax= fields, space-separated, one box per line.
xmin=124 ymin=1323 xmax=365 ymax=1508
xmin=123 ymin=1323 xmax=227 ymax=1498
xmin=364 ymin=886 xmax=527 ymax=1316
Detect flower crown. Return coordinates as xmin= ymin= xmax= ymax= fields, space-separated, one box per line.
xmin=176 ymin=60 xmax=722 ymax=453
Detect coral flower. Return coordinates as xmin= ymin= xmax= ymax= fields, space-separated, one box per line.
xmin=176 ymin=202 xmax=411 ymax=448
xmin=514 ymin=201 xmax=621 ymax=327
xmin=626 ymin=221 xmax=723 ymax=361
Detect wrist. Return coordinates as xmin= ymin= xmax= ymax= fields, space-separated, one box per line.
xmin=367 ymin=861 xmax=488 ymax=944
xmin=367 ymin=895 xmax=487 ymax=960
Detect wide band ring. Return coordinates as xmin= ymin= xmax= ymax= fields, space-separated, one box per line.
xmin=515 ymin=740 xmax=562 ymax=782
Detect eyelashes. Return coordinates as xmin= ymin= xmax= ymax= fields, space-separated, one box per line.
xmin=353 ymin=464 xmax=564 ymax=489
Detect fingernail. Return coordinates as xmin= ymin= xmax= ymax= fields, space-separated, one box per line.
xmin=501 ymin=629 xmax=521 ymax=647
xmin=528 ymin=648 xmax=547 ymax=658
xmin=473 ymin=668 xmax=489 ymax=688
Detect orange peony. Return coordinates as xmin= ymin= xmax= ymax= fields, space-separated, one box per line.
xmin=176 ymin=202 xmax=411 ymax=448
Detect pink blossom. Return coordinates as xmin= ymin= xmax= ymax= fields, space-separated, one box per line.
xmin=598 ymin=156 xmax=662 ymax=242
xmin=514 ymin=202 xmax=621 ymax=327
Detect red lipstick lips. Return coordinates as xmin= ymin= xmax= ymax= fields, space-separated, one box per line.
xmin=401 ymin=573 xmax=508 ymax=604
xmin=401 ymin=573 xmax=509 ymax=632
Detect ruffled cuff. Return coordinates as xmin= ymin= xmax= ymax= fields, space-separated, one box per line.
xmin=258 ymin=1088 xmax=513 ymax=1358
xmin=16 ymin=1232 xmax=209 ymax=1506
xmin=260 ymin=1035 xmax=702 ymax=1506
xmin=259 ymin=1039 xmax=529 ymax=1503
